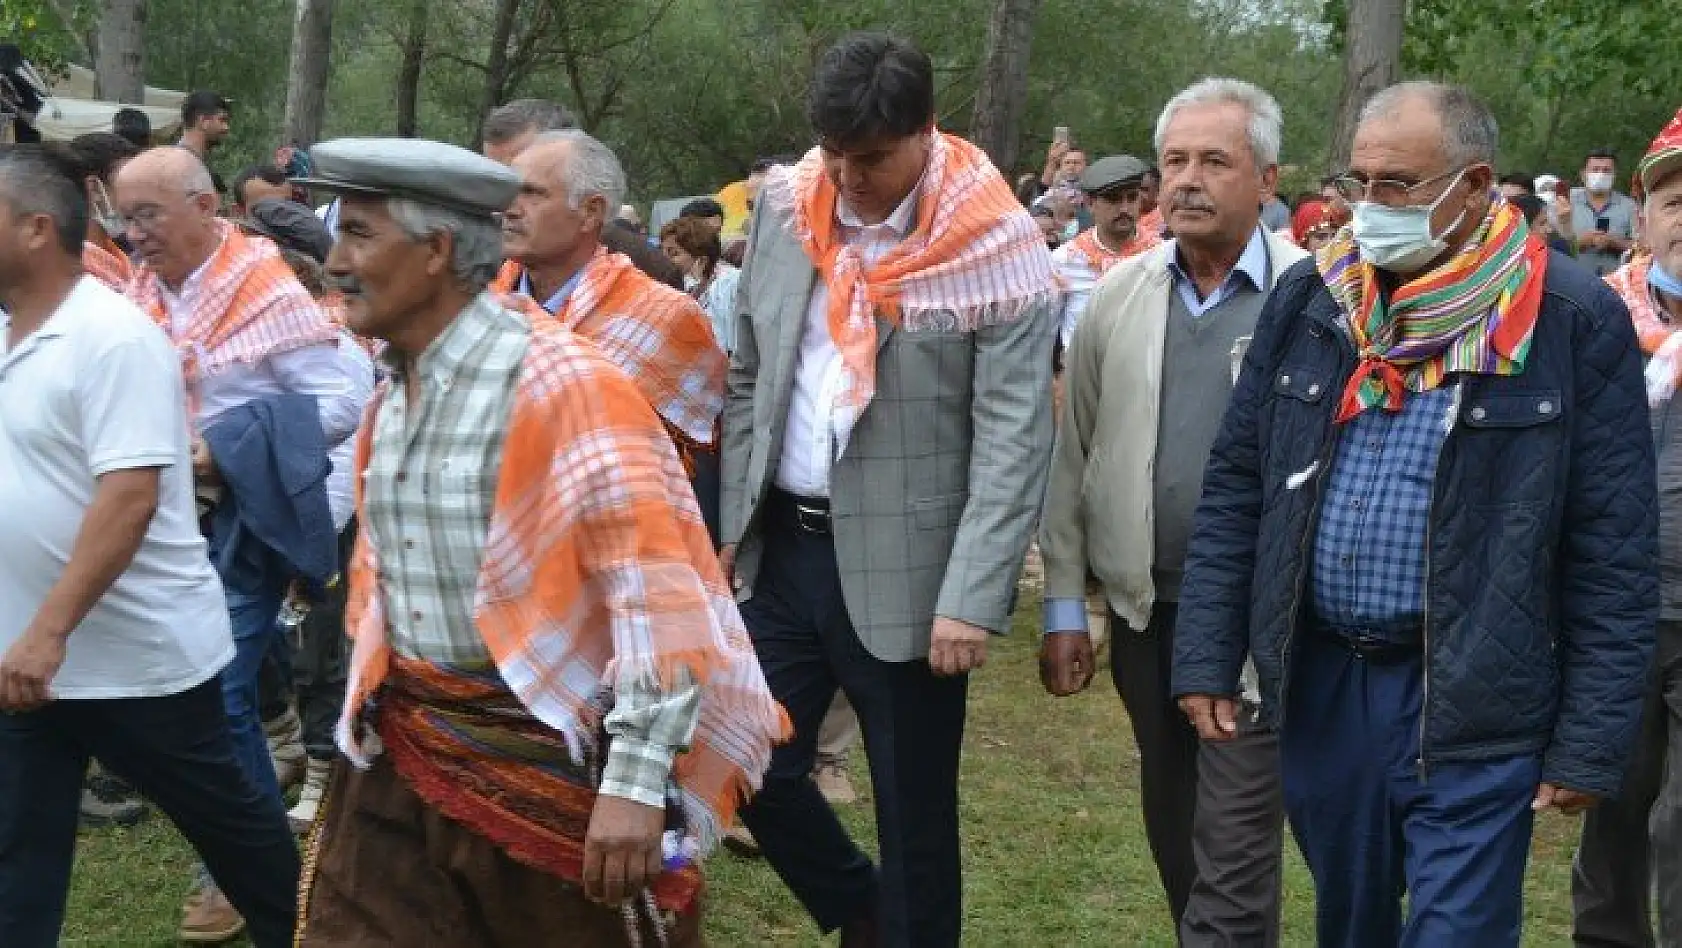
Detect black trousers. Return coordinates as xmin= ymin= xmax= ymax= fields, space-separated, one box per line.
xmin=1572 ymin=620 xmax=1682 ymax=947
xmin=259 ymin=521 xmax=356 ymax=757
xmin=0 ymin=678 xmax=302 ymax=948
xmin=1114 ymin=602 xmax=1283 ymax=947
xmin=737 ymin=504 xmax=969 ymax=948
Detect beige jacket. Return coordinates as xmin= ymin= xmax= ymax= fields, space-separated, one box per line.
xmin=1039 ymin=231 xmax=1308 ymax=630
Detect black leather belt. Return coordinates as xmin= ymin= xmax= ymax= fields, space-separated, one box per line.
xmin=1314 ymin=623 xmax=1422 ymax=664
xmin=769 ymin=488 xmax=832 ymax=535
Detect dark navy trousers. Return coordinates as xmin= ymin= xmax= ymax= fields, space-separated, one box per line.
xmin=1282 ymin=632 xmax=1540 ymax=947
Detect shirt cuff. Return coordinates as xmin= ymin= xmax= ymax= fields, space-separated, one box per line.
xmin=1042 ymin=597 xmax=1090 ymax=634
xmin=598 ymin=738 xmax=675 ymax=809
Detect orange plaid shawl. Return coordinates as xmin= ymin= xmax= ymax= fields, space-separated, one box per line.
xmin=1606 ymin=254 xmax=1682 ymax=405
xmin=492 ymin=249 xmax=725 ymax=446
xmin=82 ymin=232 xmax=133 ymax=292
xmin=763 ymin=132 xmax=1058 ymax=430
xmin=1062 ymin=227 xmax=1162 ymax=277
xmin=337 ymin=323 xmax=788 ymax=856
xmin=127 ymin=221 xmax=337 ymax=389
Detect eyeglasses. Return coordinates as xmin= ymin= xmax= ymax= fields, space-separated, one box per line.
xmin=118 ymin=190 xmax=209 ymax=233
xmin=1330 ymin=166 xmax=1469 ymax=207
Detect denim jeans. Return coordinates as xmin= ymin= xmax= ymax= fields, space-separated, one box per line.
xmin=0 ymin=678 xmax=301 ymax=948
xmin=220 ymin=578 xmax=287 ymax=805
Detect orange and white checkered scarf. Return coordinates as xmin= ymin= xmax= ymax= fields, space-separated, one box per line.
xmin=128 ymin=221 xmax=338 ymax=391
xmin=82 ymin=233 xmax=133 ymax=293
xmin=763 ymin=132 xmax=1058 ymax=428
xmin=338 ymin=324 xmax=788 ymax=851
xmin=1606 ymin=254 xmax=1682 ymax=406
xmin=492 ymin=249 xmax=725 ymax=446
xmin=1062 ymin=226 xmax=1162 ymax=278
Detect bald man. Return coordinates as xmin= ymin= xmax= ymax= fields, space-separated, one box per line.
xmin=493 ymin=130 xmax=726 ymax=537
xmin=114 ymin=145 xmax=362 ymax=943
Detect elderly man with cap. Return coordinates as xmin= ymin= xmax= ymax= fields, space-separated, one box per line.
xmin=113 ymin=145 xmax=356 ymax=944
xmin=1573 ymin=106 xmax=1682 ymax=948
xmin=288 ymin=138 xmax=786 ymax=947
xmin=1039 ymin=78 xmax=1303 ymax=946
xmin=1049 ymin=154 xmax=1163 ymax=347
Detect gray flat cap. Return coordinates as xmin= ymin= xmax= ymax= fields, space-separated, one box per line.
xmin=1080 ymin=155 xmax=1149 ymax=194
xmin=292 ymin=138 xmax=519 ymax=219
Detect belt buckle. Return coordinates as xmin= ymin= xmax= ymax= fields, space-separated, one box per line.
xmin=794 ymin=502 xmax=830 ymax=534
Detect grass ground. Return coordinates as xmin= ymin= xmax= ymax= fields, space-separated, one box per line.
xmin=61 ymin=594 xmax=1585 ymax=946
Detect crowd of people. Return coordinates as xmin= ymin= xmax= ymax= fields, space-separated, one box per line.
xmin=0 ymin=26 xmax=1677 ymax=948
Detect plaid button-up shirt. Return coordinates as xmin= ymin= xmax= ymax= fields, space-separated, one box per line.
xmin=1311 ymin=384 xmax=1458 ymax=638
xmin=365 ymin=294 xmax=698 ymax=806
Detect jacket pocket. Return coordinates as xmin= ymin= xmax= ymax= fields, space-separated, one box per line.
xmin=1272 ymin=364 xmax=1331 ymax=404
xmin=911 ymin=492 xmax=968 ymax=530
xmin=1461 ymin=390 xmax=1563 ymax=429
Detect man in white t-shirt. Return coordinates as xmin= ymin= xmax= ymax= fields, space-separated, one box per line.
xmin=0 ymin=145 xmax=300 ymax=948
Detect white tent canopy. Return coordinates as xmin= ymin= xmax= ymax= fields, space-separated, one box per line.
xmin=25 ymin=64 xmax=185 ymax=142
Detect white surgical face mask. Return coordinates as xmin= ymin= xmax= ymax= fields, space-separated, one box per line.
xmin=1351 ymin=167 xmax=1469 ymax=273
xmin=91 ymin=178 xmax=126 ymax=239
xmin=1585 ymin=171 xmax=1615 ymax=193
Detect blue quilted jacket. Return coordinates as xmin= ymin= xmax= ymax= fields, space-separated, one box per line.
xmin=1171 ymin=253 xmax=1659 ymax=796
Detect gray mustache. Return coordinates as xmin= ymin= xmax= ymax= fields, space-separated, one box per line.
xmin=328 ymin=275 xmax=364 ymax=296
xmin=1171 ymin=193 xmax=1216 ymax=213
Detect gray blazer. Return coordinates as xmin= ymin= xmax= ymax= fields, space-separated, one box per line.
xmin=721 ymin=199 xmax=1057 ymax=662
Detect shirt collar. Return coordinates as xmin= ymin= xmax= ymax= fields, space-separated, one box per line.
xmin=385 ymin=293 xmax=503 ymax=387
xmin=518 ymin=266 xmax=586 ymax=314
xmin=836 ymin=179 xmax=923 ymax=238
xmin=1167 ymin=225 xmax=1270 ymax=295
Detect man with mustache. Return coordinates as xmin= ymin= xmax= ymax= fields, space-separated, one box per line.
xmin=1049 ymin=154 xmax=1161 ymax=348
xmin=491 ymin=130 xmax=726 ymax=542
xmin=1039 ymin=78 xmax=1303 ymax=945
xmin=113 ymin=145 xmax=359 ymax=944
xmin=289 ymin=136 xmax=785 ymax=946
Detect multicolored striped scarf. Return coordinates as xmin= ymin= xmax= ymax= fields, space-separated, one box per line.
xmin=1315 ymin=198 xmax=1549 ymax=423
xmin=762 ymin=132 xmax=1058 ymax=434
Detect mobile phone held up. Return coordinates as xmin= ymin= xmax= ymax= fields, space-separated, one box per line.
xmin=1052 ymin=126 xmax=1071 ymax=147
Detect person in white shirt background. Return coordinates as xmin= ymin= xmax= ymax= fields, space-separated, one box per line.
xmin=0 ymin=143 xmax=300 ymax=948
xmin=112 ymin=145 xmax=357 ymax=943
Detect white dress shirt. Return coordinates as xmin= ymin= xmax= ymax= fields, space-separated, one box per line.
xmin=775 ymin=187 xmax=921 ymax=497
xmin=160 ymin=258 xmax=359 ymax=448
xmin=325 ymin=332 xmax=375 ymax=531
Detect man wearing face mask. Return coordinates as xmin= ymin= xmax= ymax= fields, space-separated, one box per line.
xmin=1173 ymin=81 xmax=1657 ymax=947
xmin=1573 ymin=106 xmax=1682 ymax=948
xmin=66 ymin=132 xmax=139 ymax=291
xmin=1572 ymin=150 xmax=1638 ymax=276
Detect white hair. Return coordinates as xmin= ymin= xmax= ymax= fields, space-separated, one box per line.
xmin=1360 ymin=81 xmax=1498 ymax=167
xmin=1154 ymin=77 xmax=1283 ymax=168
xmin=530 ymin=129 xmax=627 ymax=213
xmin=385 ymin=197 xmax=504 ymax=292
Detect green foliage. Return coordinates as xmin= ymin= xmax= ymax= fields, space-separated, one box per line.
xmin=14 ymin=0 xmax=1678 ymax=202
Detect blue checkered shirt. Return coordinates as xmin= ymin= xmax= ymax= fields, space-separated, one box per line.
xmin=1311 ymin=384 xmax=1458 ymax=638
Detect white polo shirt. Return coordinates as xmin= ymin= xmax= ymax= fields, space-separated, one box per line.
xmin=0 ymin=276 xmax=234 ymax=699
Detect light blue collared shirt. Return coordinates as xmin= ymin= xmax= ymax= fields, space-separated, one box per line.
xmin=1043 ymin=225 xmax=1272 ymax=635
xmin=1167 ymin=225 xmax=1270 ymax=319
xmin=518 ymin=267 xmax=585 ymax=314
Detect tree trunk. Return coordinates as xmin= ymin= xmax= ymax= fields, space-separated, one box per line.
xmin=394 ymin=0 xmax=428 ymax=137
xmin=970 ymin=0 xmax=1040 ymax=173
xmin=281 ymin=0 xmax=335 ymax=147
xmin=94 ymin=0 xmax=147 ymax=103
xmin=474 ymin=0 xmax=522 ymax=149
xmin=1329 ymin=0 xmax=1405 ymax=172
